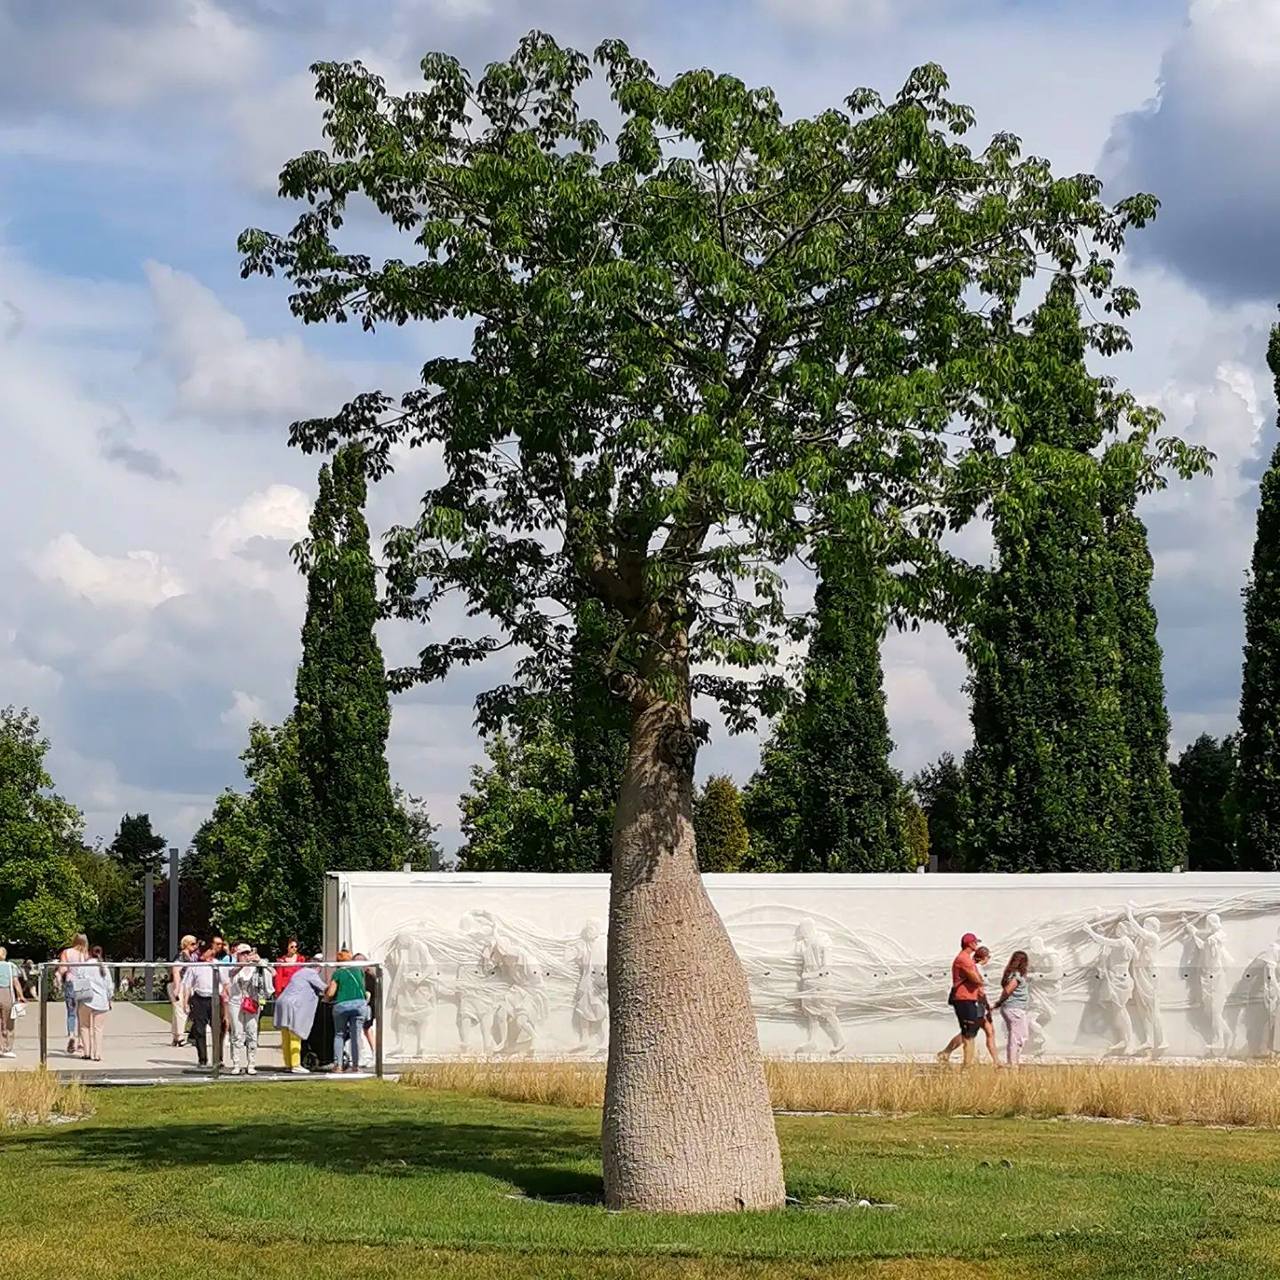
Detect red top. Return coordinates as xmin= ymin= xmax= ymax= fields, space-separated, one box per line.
xmin=951 ymin=950 xmax=983 ymax=1002
xmin=273 ymin=955 xmax=306 ymax=998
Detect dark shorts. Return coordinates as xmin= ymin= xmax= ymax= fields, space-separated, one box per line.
xmin=954 ymin=1000 xmax=983 ymax=1038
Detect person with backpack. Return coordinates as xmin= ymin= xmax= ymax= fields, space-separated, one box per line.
xmin=937 ymin=931 xmax=986 ymax=1067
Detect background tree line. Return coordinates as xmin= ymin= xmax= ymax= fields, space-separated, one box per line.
xmin=6 ymin=317 xmax=1280 ymax=956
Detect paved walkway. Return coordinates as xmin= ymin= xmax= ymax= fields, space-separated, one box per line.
xmin=2 ymin=1000 xmax=294 ymax=1078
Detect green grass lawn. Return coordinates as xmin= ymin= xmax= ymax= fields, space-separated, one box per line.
xmin=5 ymin=1082 xmax=1280 ymax=1279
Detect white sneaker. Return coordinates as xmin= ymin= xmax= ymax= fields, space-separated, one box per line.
xmin=247 ymin=1065 xmax=257 ymax=1075
xmin=230 ymin=1066 xmax=243 ymax=1075
xmin=0 ymin=1050 xmax=16 ymax=1059
xmin=290 ymin=1065 xmax=310 ymax=1074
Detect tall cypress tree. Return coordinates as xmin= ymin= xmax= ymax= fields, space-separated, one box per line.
xmin=1237 ymin=326 xmax=1280 ymax=870
xmin=744 ymin=546 xmax=908 ymax=871
xmin=1102 ymin=460 xmax=1187 ymax=870
xmin=294 ymin=444 xmax=406 ymax=876
xmin=964 ymin=284 xmax=1131 ymax=871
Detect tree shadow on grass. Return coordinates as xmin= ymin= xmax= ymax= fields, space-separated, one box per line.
xmin=12 ymin=1113 xmax=604 ymax=1202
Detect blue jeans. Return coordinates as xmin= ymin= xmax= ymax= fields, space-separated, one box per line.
xmin=333 ymin=1000 xmax=366 ymax=1070
xmin=65 ymin=988 xmax=78 ymax=1038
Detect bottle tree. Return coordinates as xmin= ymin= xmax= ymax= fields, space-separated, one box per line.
xmin=241 ymin=34 xmax=1202 ymax=1211
xmin=745 ymin=548 xmax=907 ymax=871
xmin=1237 ymin=326 xmax=1280 ymax=871
xmin=294 ymin=444 xmax=407 ymax=891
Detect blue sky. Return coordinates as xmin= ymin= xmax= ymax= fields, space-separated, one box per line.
xmin=2 ymin=0 xmax=1277 ymax=851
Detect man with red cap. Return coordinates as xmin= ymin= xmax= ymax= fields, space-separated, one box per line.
xmin=937 ymin=931 xmax=986 ymax=1066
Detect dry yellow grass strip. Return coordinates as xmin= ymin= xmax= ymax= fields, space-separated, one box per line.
xmin=400 ymin=1059 xmax=1280 ymax=1128
xmin=0 ymin=1069 xmax=90 ymax=1128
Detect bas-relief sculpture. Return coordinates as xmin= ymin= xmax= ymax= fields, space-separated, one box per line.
xmin=365 ymin=886 xmax=1280 ymax=1063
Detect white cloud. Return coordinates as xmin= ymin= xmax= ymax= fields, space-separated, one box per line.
xmin=145 ymin=261 xmax=349 ymax=427
xmin=209 ymin=484 xmax=311 ymax=561
xmin=33 ymin=533 xmax=186 ymax=610
xmin=1102 ymin=0 xmax=1280 ymax=301
xmin=0 ymin=0 xmax=260 ymax=114
xmin=755 ymin=0 xmax=917 ymax=29
xmin=221 ymin=688 xmax=269 ymax=730
xmin=227 ymin=70 xmax=324 ymax=195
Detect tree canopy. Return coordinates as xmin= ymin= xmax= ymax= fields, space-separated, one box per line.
xmin=108 ymin=812 xmax=166 ymax=883
xmin=240 ymin=34 xmax=1199 ymax=743
xmin=911 ymin=753 xmax=968 ymax=873
xmin=188 ymin=719 xmax=319 ymax=949
xmin=0 ymin=707 xmax=95 ymax=954
xmin=693 ymin=775 xmax=750 ymax=872
xmin=1171 ymin=733 xmax=1239 ymax=872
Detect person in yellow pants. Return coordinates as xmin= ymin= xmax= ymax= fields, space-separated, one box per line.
xmin=272 ymin=956 xmax=326 ymax=1074
xmin=280 ymin=1027 xmax=302 ymax=1070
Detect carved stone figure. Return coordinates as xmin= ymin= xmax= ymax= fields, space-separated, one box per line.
xmin=456 ymin=913 xmax=501 ymax=1053
xmin=382 ymin=931 xmax=438 ymax=1061
xmin=794 ymin=919 xmax=846 ymax=1055
xmin=1263 ymin=940 xmax=1280 ymax=1056
xmin=1083 ymin=918 xmax=1138 ymax=1055
xmin=1184 ymin=912 xmax=1233 ymax=1055
xmin=1026 ymin=935 xmax=1062 ymax=1055
xmin=1125 ymin=904 xmax=1167 ymax=1055
xmin=571 ymin=921 xmax=609 ymax=1053
xmin=457 ymin=910 xmax=548 ymax=1057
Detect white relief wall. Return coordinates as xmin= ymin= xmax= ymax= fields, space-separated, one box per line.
xmin=324 ymin=871 xmax=1280 ymax=1063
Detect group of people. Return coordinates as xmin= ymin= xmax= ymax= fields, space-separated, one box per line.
xmin=938 ymin=931 xmax=1033 ymax=1068
xmin=168 ymin=935 xmax=378 ymax=1075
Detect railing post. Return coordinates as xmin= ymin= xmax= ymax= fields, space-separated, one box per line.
xmin=167 ymin=847 xmax=179 ymax=959
xmin=144 ymin=871 xmax=155 ymax=1001
xmin=211 ymin=965 xmax=222 ymax=1077
xmin=38 ymin=963 xmax=48 ymax=1069
xmin=375 ymin=962 xmax=384 ymax=1081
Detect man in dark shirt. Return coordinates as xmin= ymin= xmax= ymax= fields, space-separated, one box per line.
xmin=937 ymin=931 xmax=986 ymax=1067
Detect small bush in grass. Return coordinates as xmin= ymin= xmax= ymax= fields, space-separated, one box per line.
xmin=0 ymin=1069 xmax=89 ymax=1128
xmin=400 ymin=1059 xmax=1280 ymax=1128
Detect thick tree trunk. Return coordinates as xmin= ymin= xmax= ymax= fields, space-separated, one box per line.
xmin=602 ymin=695 xmax=785 ymax=1212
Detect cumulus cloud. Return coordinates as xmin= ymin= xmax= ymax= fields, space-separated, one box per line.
xmin=0 ymin=0 xmax=260 ymax=115
xmin=33 ymin=533 xmax=187 ymax=610
xmin=145 ymin=261 xmax=349 ymax=427
xmin=1102 ymin=0 xmax=1280 ymax=302
xmin=221 ymin=688 xmax=269 ymax=731
xmin=209 ymin=484 xmax=311 ymax=561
